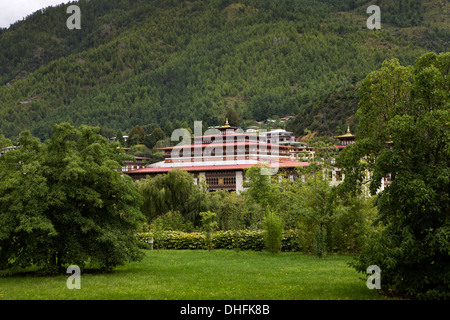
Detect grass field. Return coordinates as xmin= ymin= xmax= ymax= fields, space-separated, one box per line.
xmin=0 ymin=250 xmax=395 ymax=300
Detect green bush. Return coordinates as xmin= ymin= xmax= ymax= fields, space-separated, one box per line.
xmin=200 ymin=211 xmax=218 ymax=251
xmin=150 ymin=211 xmax=194 ymax=232
xmin=137 ymin=231 xmax=205 ymax=250
xmin=137 ymin=230 xmax=301 ymax=252
xmin=313 ymin=227 xmax=327 ymax=258
xmin=327 ymin=197 xmax=378 ymax=254
xmin=263 ymin=211 xmax=284 ymax=253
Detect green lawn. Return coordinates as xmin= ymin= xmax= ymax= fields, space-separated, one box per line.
xmin=0 ymin=250 xmax=394 ymax=300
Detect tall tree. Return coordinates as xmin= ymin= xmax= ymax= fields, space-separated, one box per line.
xmin=116 ymin=129 xmax=125 ymax=146
xmin=339 ymin=52 xmax=449 ymax=299
xmin=127 ymin=125 xmax=146 ymax=147
xmin=0 ymin=134 xmax=12 ymax=149
xmin=136 ymin=169 xmax=208 ymax=226
xmin=226 ymin=109 xmax=240 ymax=127
xmin=295 ymin=133 xmax=340 ymax=257
xmin=0 ymin=123 xmax=145 ymax=273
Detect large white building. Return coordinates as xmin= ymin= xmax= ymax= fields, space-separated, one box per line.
xmin=126 ymin=121 xmax=309 ymax=193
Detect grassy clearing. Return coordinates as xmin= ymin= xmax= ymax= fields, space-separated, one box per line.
xmin=0 ymin=250 xmax=395 ymax=300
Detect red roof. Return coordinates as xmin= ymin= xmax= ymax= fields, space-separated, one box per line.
xmin=126 ymin=160 xmax=309 ymax=174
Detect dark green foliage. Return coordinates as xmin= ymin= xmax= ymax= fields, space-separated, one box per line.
xmin=205 ymin=190 xmax=264 ymax=231
xmin=136 ymin=169 xmax=209 ymax=226
xmin=287 ymin=86 xmax=359 ymax=137
xmin=341 ymin=52 xmax=450 ymax=299
xmin=226 ymin=109 xmax=241 ymax=127
xmin=327 ymin=195 xmax=378 ymax=253
xmin=200 ymin=211 xmax=219 ymax=251
xmin=150 ymin=210 xmax=194 ymax=232
xmin=137 ymin=229 xmax=301 ymax=252
xmin=134 ymin=159 xmax=377 ymax=255
xmin=1 ymin=0 xmax=446 ymax=139
xmin=0 ymin=134 xmax=12 ymax=149
xmin=377 ymin=0 xmax=423 ymax=28
xmin=263 ymin=210 xmax=283 ymax=253
xmin=0 ymin=123 xmax=145 ymax=273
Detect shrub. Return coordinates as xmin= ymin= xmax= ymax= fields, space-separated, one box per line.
xmin=137 ymin=231 xmax=205 ymax=250
xmin=150 ymin=211 xmax=194 ymax=232
xmin=328 ymin=197 xmax=378 ymax=254
xmin=313 ymin=227 xmax=327 ymax=258
xmin=136 ymin=229 xmax=301 ymax=252
xmin=263 ymin=211 xmax=283 ymax=253
xmin=200 ymin=211 xmax=218 ymax=251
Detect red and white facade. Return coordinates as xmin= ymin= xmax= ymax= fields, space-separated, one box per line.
xmin=126 ymin=121 xmax=309 ymax=192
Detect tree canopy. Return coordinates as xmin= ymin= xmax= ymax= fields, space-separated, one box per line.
xmin=0 ymin=123 xmax=145 ymax=273
xmin=1 ymin=0 xmax=448 ymax=139
xmin=136 ymin=169 xmax=209 ymax=226
xmin=339 ymin=52 xmax=449 ymax=299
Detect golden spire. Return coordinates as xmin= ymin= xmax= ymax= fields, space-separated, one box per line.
xmin=225 ymin=118 xmax=229 ymax=126
xmin=334 ymin=125 xmax=355 ymax=139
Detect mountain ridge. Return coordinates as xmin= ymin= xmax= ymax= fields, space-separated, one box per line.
xmin=0 ymin=0 xmax=448 ymax=140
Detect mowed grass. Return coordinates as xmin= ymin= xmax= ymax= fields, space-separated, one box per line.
xmin=0 ymin=250 xmax=394 ymax=300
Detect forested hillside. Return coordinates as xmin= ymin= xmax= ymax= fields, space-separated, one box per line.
xmin=286 ymin=85 xmax=359 ymax=137
xmin=0 ymin=0 xmax=448 ymax=140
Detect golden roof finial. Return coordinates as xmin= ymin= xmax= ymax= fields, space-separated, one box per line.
xmin=225 ymin=118 xmax=229 ymax=126
xmin=334 ymin=125 xmax=355 ymax=139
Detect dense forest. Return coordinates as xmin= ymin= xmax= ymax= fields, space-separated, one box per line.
xmin=0 ymin=0 xmax=448 ymax=140
xmin=286 ymin=85 xmax=359 ymax=137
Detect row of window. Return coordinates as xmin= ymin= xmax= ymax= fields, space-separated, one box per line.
xmin=205 ymin=170 xmax=234 ymax=176
xmin=206 ymin=177 xmax=236 ymax=186
xmin=120 ymin=165 xmax=145 ymax=172
xmin=166 ymin=151 xmax=287 ymax=157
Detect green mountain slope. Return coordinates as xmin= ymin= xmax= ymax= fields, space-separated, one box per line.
xmin=286 ymin=85 xmax=359 ymax=138
xmin=0 ymin=0 xmax=448 ymax=139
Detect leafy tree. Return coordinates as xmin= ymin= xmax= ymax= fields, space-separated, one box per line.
xmin=339 ymin=52 xmax=449 ymax=299
xmin=226 ymin=109 xmax=240 ymax=127
xmin=150 ymin=210 xmax=194 ymax=232
xmin=204 ymin=190 xmax=259 ymax=231
xmin=243 ymin=164 xmax=282 ymax=210
xmin=116 ymin=129 xmax=125 ymax=146
xmin=327 ymin=194 xmax=378 ymax=254
xmin=263 ymin=209 xmax=283 ymax=254
xmin=151 ymin=127 xmax=166 ymax=147
xmin=200 ymin=211 xmax=218 ymax=251
xmin=0 ymin=134 xmax=12 ymax=149
xmin=295 ymin=133 xmax=340 ymax=257
xmin=136 ymin=169 xmax=208 ymax=226
xmin=127 ymin=125 xmax=146 ymax=147
xmin=0 ymin=123 xmax=145 ymax=273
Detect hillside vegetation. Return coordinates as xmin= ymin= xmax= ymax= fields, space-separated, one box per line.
xmin=0 ymin=0 xmax=448 ymax=139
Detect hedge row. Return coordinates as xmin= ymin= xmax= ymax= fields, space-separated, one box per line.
xmin=137 ymin=230 xmax=301 ymax=251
